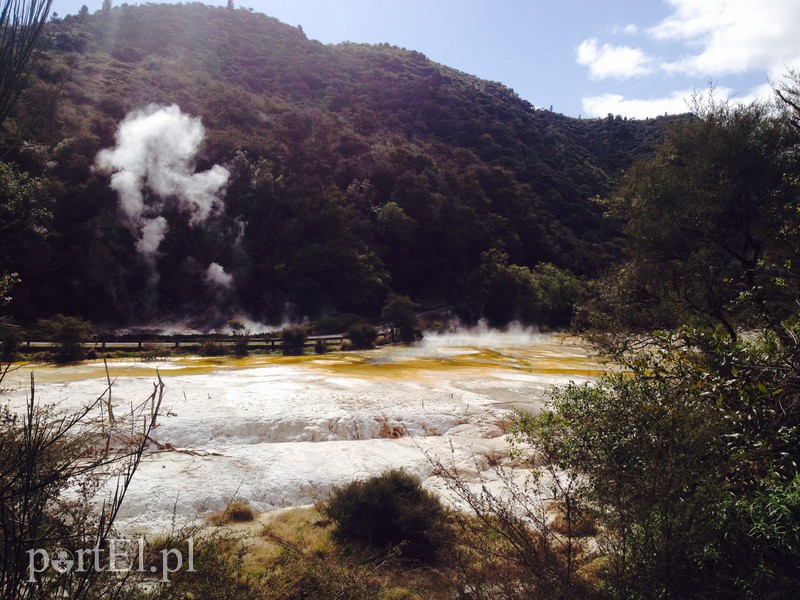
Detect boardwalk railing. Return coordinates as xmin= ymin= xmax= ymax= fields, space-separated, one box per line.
xmin=22 ymin=332 xmax=387 ymax=352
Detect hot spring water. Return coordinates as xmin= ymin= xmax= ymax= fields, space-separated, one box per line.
xmin=2 ymin=330 xmax=602 ymax=533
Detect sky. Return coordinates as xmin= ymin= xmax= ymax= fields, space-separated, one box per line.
xmin=52 ymin=0 xmax=800 ymax=119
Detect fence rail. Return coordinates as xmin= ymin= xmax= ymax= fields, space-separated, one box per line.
xmin=21 ymin=332 xmax=389 ymax=352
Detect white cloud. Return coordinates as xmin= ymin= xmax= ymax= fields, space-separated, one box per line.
xmin=580 ymin=81 xmax=779 ymax=119
xmin=581 ymin=89 xmax=700 ymax=119
xmin=612 ymin=23 xmax=639 ymax=35
xmin=581 ymin=92 xmax=685 ymax=119
xmin=650 ymin=0 xmax=800 ymax=76
xmin=576 ymin=38 xmax=653 ymax=80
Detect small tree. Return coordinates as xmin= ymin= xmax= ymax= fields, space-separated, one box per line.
xmin=38 ymin=315 xmax=91 ymax=363
xmin=381 ymin=294 xmax=420 ymax=343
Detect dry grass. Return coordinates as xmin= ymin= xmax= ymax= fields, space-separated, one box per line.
xmin=259 ymin=506 xmax=334 ymax=560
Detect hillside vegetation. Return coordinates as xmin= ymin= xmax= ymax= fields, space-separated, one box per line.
xmin=2 ymin=2 xmax=675 ymax=328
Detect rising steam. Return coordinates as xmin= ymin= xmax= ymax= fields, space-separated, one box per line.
xmin=205 ymin=262 xmax=234 ymax=290
xmin=95 ymin=104 xmax=230 ymax=265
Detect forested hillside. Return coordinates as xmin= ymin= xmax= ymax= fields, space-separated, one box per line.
xmin=1 ymin=2 xmax=676 ymax=327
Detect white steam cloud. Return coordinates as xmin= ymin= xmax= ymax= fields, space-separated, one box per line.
xmin=205 ymin=262 xmax=234 ymax=290
xmin=136 ymin=216 xmax=168 ymax=260
xmin=95 ymin=104 xmax=230 ymax=263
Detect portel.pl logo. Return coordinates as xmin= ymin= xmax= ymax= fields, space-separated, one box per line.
xmin=27 ymin=538 xmax=195 ymax=583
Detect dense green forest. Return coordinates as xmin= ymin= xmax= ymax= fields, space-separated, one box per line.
xmin=1 ymin=2 xmax=677 ymax=329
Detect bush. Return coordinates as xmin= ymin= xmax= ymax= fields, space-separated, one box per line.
xmin=208 ymin=499 xmax=257 ymax=525
xmin=381 ymin=294 xmax=421 ymax=343
xmin=37 ymin=315 xmax=91 ymax=363
xmin=0 ymin=320 xmax=20 ymax=362
xmin=232 ymin=336 xmax=250 ymax=357
xmin=0 ymin=375 xmax=164 ymax=598
xmin=199 ymin=340 xmax=227 ymax=357
xmin=322 ymin=469 xmax=449 ymax=563
xmin=281 ymin=326 xmax=307 ymax=356
xmin=346 ymin=323 xmax=377 ymax=350
xmin=141 ymin=528 xmax=259 ymax=599
xmin=228 ymin=320 xmax=250 ymax=357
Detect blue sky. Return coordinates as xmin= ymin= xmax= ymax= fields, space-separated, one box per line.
xmin=52 ymin=0 xmax=800 ymax=119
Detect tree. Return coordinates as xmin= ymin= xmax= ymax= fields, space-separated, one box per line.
xmin=775 ymin=67 xmax=800 ymax=133
xmin=584 ymin=96 xmax=799 ymax=341
xmin=0 ymin=0 xmax=54 ymax=307
xmin=559 ymin=90 xmax=800 ymax=596
xmin=522 ymin=327 xmax=800 ymax=598
xmin=380 ymin=293 xmax=420 ymax=343
xmin=474 ymin=250 xmax=585 ymax=327
xmin=227 ymin=319 xmax=249 ymax=356
xmin=0 ymin=0 xmax=54 ymax=130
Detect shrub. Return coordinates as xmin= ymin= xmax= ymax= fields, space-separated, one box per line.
xmin=208 ymin=500 xmax=257 ymax=525
xmin=232 ymin=336 xmax=250 ymax=357
xmin=281 ymin=326 xmax=307 ymax=356
xmin=228 ymin=320 xmax=250 ymax=357
xmin=346 ymin=323 xmax=377 ymax=350
xmin=322 ymin=469 xmax=449 ymax=563
xmin=260 ymin=537 xmax=382 ymax=600
xmin=0 ymin=375 xmax=164 ymax=598
xmin=140 ymin=343 xmax=171 ymax=362
xmin=0 ymin=320 xmax=20 ymax=362
xmin=199 ymin=340 xmax=227 ymax=357
xmin=141 ymin=528 xmax=259 ymax=599
xmin=37 ymin=315 xmax=91 ymax=363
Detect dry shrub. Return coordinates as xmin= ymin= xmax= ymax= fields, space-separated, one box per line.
xmin=208 ymin=499 xmax=257 ymax=525
xmin=378 ymin=417 xmax=404 ymax=438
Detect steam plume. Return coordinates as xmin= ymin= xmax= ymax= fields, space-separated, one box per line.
xmin=96 ymin=104 xmax=230 ymax=262
xmin=205 ymin=262 xmax=234 ymax=290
